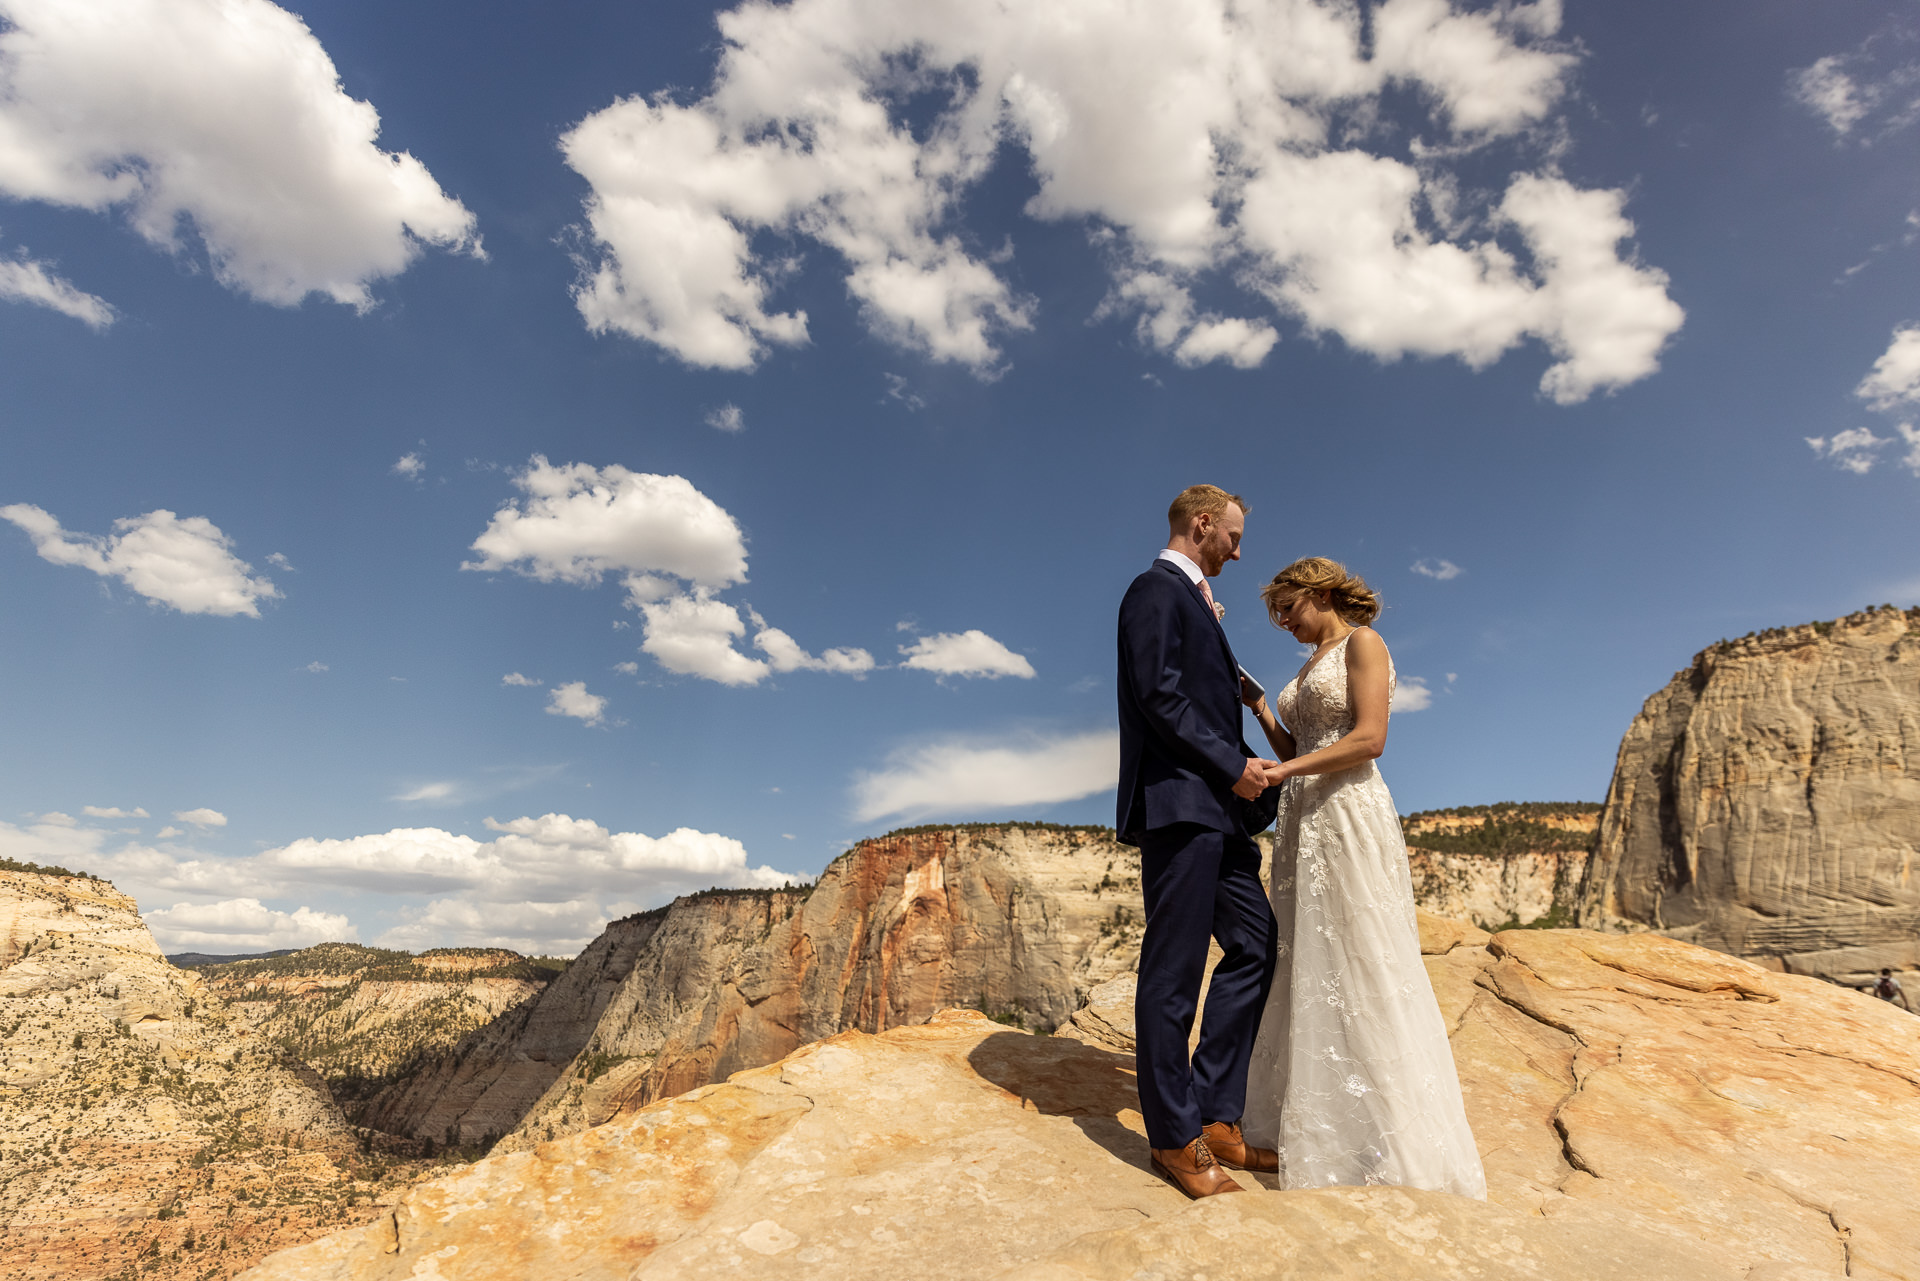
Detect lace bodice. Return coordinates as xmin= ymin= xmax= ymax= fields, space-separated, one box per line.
xmin=1275 ymin=630 xmax=1396 ymax=754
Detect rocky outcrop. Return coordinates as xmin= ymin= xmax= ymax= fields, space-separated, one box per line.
xmin=0 ymin=870 xmax=435 ymax=1281
xmin=355 ymin=910 xmax=670 ymax=1150
xmin=363 ymin=826 xmax=1144 ymax=1151
xmin=1577 ymin=605 xmax=1920 ymax=985
xmin=237 ymin=921 xmax=1920 ymax=1281
xmin=1403 ymin=805 xmax=1596 ymax=930
xmin=192 ymin=946 xmax=556 ymax=1124
xmin=0 ymin=866 xmax=161 ymax=968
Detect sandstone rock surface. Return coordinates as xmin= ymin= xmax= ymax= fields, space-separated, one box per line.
xmin=0 ymin=871 xmax=436 ymax=1281
xmin=1578 ymin=605 xmax=1920 ymax=985
xmin=239 ymin=924 xmax=1920 ymax=1281
xmin=366 ymin=826 xmax=1147 ymax=1151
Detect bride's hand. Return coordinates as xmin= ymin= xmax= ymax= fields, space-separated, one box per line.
xmin=1239 ymin=675 xmax=1266 ymax=713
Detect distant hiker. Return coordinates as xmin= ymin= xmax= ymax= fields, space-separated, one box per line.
xmin=1872 ymin=968 xmax=1909 ymax=1010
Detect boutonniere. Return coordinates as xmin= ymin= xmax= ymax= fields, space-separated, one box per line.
xmin=1212 ymin=601 xmax=1226 ymax=622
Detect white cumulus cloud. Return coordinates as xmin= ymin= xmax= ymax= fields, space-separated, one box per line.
xmin=1 ymin=504 xmax=278 ymax=617
xmin=392 ymin=452 xmax=426 ymax=479
xmin=1793 ymin=55 xmax=1872 ymax=137
xmin=173 ymin=808 xmax=227 ymax=828
xmin=750 ymin=610 xmax=874 ymax=676
xmin=82 ymin=806 xmax=148 ymax=819
xmin=1806 ymin=427 xmax=1889 ymax=475
xmin=852 ymin=729 xmax=1118 ymax=824
xmin=637 ymin=590 xmax=769 ymax=686
xmin=545 ymin=681 xmax=608 ymax=726
xmin=3 ymin=808 xmax=795 ymax=955
xmin=899 ymin=630 xmax=1035 ymax=679
xmin=1411 ymin=559 xmax=1463 ymax=581
xmin=0 ymin=0 xmax=476 ymax=308
xmin=0 ymin=247 xmax=114 ymax=327
xmin=1856 ymin=325 xmax=1920 ymax=412
xmin=558 ymin=0 xmax=1679 ymax=400
xmin=145 ymin=898 xmax=354 ymax=952
xmin=468 ymin=458 xmax=872 ymax=686
xmin=501 ymin=672 xmax=542 ymax=687
xmin=1391 ymin=677 xmax=1434 ymax=712
xmin=465 ymin=456 xmax=748 ymax=589
xmin=704 ymin=403 xmax=745 ymax=433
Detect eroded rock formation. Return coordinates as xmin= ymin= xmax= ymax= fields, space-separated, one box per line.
xmin=192 ymin=946 xmax=556 ymax=1124
xmin=1402 ymin=804 xmax=1596 ymax=930
xmin=0 ymin=869 xmax=436 ymax=1281
xmin=1577 ymin=605 xmax=1920 ymax=984
xmin=361 ymin=826 xmax=1144 ymax=1151
xmin=238 ymin=920 xmax=1920 ymax=1281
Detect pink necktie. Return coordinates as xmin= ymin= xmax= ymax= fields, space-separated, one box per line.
xmin=1197 ymin=576 xmax=1218 ymax=619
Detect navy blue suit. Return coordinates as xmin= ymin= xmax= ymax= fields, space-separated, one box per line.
xmin=1116 ymin=557 xmax=1278 ymax=1150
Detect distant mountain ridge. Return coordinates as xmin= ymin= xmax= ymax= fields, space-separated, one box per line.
xmin=168 ymin=948 xmax=296 ymax=967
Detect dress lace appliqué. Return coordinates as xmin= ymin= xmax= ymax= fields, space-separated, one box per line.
xmin=1242 ymin=632 xmax=1488 ymax=1198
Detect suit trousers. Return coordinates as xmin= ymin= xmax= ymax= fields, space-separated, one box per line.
xmin=1133 ymin=823 xmax=1278 ymax=1151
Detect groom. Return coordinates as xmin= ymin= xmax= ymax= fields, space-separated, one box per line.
xmin=1116 ymin=484 xmax=1281 ymax=1198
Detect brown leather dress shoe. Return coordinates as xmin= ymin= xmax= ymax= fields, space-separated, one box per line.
xmin=1149 ymin=1135 xmax=1246 ymax=1199
xmin=1201 ymin=1120 xmax=1279 ymax=1174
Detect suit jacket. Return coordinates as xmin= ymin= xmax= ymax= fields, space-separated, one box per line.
xmin=1115 ymin=558 xmax=1278 ymax=845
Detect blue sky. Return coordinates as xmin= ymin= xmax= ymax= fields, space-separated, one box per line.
xmin=1 ymin=0 xmax=1916 ymax=955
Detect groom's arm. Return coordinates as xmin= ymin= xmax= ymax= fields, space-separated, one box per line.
xmin=1120 ymin=580 xmax=1259 ymax=789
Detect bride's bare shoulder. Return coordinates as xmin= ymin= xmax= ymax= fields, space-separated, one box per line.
xmin=1345 ymin=626 xmax=1387 ymax=654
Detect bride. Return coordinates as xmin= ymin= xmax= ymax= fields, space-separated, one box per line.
xmin=1239 ymin=557 xmax=1485 ymax=1198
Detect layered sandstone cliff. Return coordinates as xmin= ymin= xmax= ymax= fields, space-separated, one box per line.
xmin=362 ymin=826 xmax=1144 ymax=1151
xmin=237 ymin=921 xmax=1920 ymax=1281
xmin=1402 ymin=804 xmax=1596 ymax=930
xmin=0 ymin=869 xmax=434 ymax=1281
xmin=1577 ymin=605 xmax=1920 ymax=984
xmin=193 ymin=946 xmax=556 ymax=1125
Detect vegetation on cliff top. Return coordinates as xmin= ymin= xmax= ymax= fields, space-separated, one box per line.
xmin=186 ymin=942 xmax=569 ymax=984
xmin=1703 ymin=603 xmax=1919 ymax=656
xmin=1399 ymin=803 xmax=1599 ymax=858
xmin=0 ymin=854 xmax=95 ymax=880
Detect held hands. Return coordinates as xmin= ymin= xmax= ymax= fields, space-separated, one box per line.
xmin=1233 ymin=756 xmax=1286 ymax=799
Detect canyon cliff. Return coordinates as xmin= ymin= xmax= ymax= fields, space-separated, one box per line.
xmin=1402 ymin=803 xmax=1596 ymax=930
xmin=236 ymin=920 xmax=1920 ymax=1281
xmin=191 ymin=946 xmax=558 ymax=1125
xmin=0 ymin=866 xmax=439 ymax=1281
xmin=1577 ymin=605 xmax=1920 ymax=984
xmin=359 ymin=825 xmax=1145 ymax=1150
xmin=359 ymin=818 xmax=1603 ymax=1154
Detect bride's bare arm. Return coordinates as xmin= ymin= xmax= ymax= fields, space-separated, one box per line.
xmin=1243 ymin=677 xmax=1296 ymax=761
xmin=1272 ymin=628 xmax=1391 ymax=779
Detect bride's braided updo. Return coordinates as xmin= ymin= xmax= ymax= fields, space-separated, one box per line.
xmin=1261 ymin=557 xmax=1381 ymax=627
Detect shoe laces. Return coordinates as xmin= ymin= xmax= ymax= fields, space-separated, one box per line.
xmin=1189 ymin=1136 xmax=1218 ymax=1169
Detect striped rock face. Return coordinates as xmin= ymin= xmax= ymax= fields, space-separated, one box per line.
xmin=1578 ymin=606 xmax=1920 ymax=986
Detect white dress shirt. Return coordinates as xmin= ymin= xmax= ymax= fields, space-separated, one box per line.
xmin=1156 ymin=548 xmax=1204 ymax=584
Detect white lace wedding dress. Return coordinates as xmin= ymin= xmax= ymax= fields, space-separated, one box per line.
xmin=1243 ymin=631 xmax=1486 ymax=1197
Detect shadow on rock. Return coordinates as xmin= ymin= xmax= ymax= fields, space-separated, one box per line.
xmin=965 ymin=1030 xmax=1151 ymax=1172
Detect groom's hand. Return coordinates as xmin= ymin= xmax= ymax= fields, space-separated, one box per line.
xmin=1233 ymin=757 xmax=1280 ymax=799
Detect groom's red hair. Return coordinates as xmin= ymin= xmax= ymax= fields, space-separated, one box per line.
xmin=1167 ymin=484 xmax=1247 ymax=529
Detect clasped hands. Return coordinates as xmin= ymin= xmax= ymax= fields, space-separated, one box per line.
xmin=1234 ymin=755 xmax=1286 ymax=798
